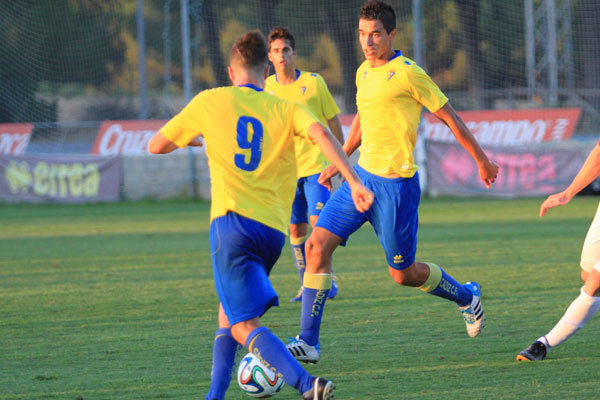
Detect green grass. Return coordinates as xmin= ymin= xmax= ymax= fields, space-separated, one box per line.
xmin=1 ymin=197 xmax=600 ymax=399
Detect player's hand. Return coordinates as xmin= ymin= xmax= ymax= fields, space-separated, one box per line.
xmin=539 ymin=192 xmax=572 ymax=217
xmin=318 ymin=165 xmax=340 ymax=191
xmin=479 ymin=161 xmax=499 ymax=189
xmin=349 ymin=183 xmax=374 ymax=213
xmin=188 ymin=135 xmax=204 ymax=147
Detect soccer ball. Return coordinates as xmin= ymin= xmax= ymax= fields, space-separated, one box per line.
xmin=237 ymin=352 xmax=285 ymax=398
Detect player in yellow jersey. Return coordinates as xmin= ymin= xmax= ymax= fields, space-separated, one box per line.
xmin=147 ymin=31 xmax=373 ymax=400
xmin=286 ymin=1 xmax=499 ymax=364
xmin=266 ymin=27 xmax=344 ymax=303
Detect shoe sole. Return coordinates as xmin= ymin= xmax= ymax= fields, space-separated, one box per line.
xmin=516 ymin=353 xmax=543 ymax=362
xmin=516 ymin=354 xmax=533 ymax=362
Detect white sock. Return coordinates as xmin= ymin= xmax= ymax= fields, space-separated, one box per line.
xmin=539 ymin=287 xmax=600 ymax=349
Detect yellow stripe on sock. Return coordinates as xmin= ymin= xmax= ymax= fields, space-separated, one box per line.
xmin=418 ymin=262 xmax=442 ymax=293
xmin=247 ymin=332 xmax=263 ymax=353
xmin=290 ymin=235 xmax=307 ymax=246
xmin=303 ymin=272 xmax=332 ymax=290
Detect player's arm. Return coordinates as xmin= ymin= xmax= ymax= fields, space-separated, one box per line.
xmin=307 ymin=122 xmax=373 ymax=212
xmin=540 ymin=144 xmax=600 ymax=217
xmin=319 ymin=113 xmax=362 ymax=189
xmin=343 ymin=112 xmax=362 ymax=156
xmin=326 ymin=115 xmax=344 ymax=145
xmin=148 ymin=132 xmax=203 ymax=154
xmin=433 ymin=103 xmax=498 ymax=188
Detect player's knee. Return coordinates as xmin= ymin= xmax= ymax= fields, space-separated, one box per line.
xmin=581 ymin=269 xmax=589 ymax=282
xmin=305 ymin=238 xmax=327 ymax=271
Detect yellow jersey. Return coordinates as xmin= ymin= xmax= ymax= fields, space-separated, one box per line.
xmin=160 ymin=85 xmax=319 ymax=233
xmin=356 ymin=51 xmax=448 ymax=177
xmin=266 ymin=70 xmax=340 ymax=177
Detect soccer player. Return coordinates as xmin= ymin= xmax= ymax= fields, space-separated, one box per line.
xmin=266 ymin=26 xmax=344 ymax=302
xmin=147 ymin=31 xmax=373 ymax=399
xmin=517 ymin=142 xmax=600 ymax=362
xmin=286 ymin=0 xmax=499 ymax=364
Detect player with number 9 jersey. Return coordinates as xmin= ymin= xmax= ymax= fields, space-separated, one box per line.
xmin=160 ymin=85 xmax=319 ymax=235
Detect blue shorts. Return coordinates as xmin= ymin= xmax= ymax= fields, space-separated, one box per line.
xmin=290 ymin=173 xmax=331 ymax=225
xmin=315 ymin=165 xmax=420 ymax=270
xmin=210 ymin=212 xmax=285 ymax=325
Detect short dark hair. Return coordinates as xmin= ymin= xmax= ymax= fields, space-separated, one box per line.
xmin=359 ymin=1 xmax=396 ymax=33
xmin=267 ymin=26 xmax=296 ymax=50
xmin=230 ymin=30 xmax=268 ymax=69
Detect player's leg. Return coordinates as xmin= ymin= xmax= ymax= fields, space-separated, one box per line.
xmin=517 ymin=268 xmax=600 ymax=362
xmin=304 ymin=173 xmax=338 ymax=299
xmin=205 ymin=304 xmax=240 ymax=400
xmin=518 ymin=203 xmax=600 ymax=361
xmin=232 ymin=319 xmax=334 ymax=399
xmin=289 ymin=178 xmax=309 ymax=302
xmin=367 ymin=171 xmax=483 ymax=336
xmin=211 ymin=212 xmax=335 ymax=398
xmin=389 ymin=261 xmax=483 ymax=337
xmin=289 ymin=180 xmax=367 ymax=363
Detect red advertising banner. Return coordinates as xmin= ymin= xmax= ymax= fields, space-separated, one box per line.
xmin=91 ymin=120 xmax=167 ymax=155
xmin=426 ymin=140 xmax=587 ymax=197
xmin=0 ymin=123 xmax=33 ymax=155
xmin=421 ymin=108 xmax=581 ymax=145
xmin=0 ymin=154 xmax=121 ymax=203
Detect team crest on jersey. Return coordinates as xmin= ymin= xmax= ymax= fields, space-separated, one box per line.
xmin=301 ymin=86 xmax=307 ymax=95
xmin=387 ymin=70 xmax=396 ymax=81
xmin=362 ymin=70 xmax=368 ymax=79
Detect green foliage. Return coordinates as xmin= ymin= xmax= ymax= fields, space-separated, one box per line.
xmin=1 ymin=197 xmax=599 ymax=399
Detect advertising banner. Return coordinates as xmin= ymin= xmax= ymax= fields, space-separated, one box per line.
xmin=0 ymin=154 xmax=121 ymax=203
xmin=91 ymin=120 xmax=205 ymax=155
xmin=426 ymin=140 xmax=586 ymax=197
xmin=421 ymin=108 xmax=581 ymax=145
xmin=0 ymin=123 xmax=33 ymax=155
xmin=91 ymin=120 xmax=166 ymax=155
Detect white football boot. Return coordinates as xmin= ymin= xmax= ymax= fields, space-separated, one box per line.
xmin=286 ymin=335 xmax=320 ymax=364
xmin=459 ymin=281 xmax=485 ymax=337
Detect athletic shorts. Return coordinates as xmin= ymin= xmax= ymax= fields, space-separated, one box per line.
xmin=290 ymin=173 xmax=331 ymax=224
xmin=581 ymin=201 xmax=600 ymax=273
xmin=210 ymin=212 xmax=285 ymax=325
xmin=316 ymin=165 xmax=420 ymax=270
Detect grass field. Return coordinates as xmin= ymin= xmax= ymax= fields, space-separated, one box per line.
xmin=2 ymin=197 xmax=600 ymax=399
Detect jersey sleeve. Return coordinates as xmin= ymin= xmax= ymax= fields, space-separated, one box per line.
xmin=315 ymin=74 xmax=341 ymax=120
xmin=406 ymin=64 xmax=448 ymax=113
xmin=160 ymin=91 xmax=209 ymax=148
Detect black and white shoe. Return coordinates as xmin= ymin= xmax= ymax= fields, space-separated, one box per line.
xmin=459 ymin=281 xmax=485 ymax=337
xmin=516 ymin=340 xmax=547 ymax=361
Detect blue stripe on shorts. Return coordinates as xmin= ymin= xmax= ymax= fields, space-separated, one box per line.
xmin=315 ymin=165 xmax=420 ymax=270
xmin=210 ymin=212 xmax=285 ymax=325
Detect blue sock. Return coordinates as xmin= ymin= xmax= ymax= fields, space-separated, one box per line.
xmin=205 ymin=328 xmax=240 ymax=400
xmin=246 ymin=326 xmax=313 ymax=394
xmin=419 ymin=262 xmax=473 ymax=306
xmin=290 ymin=236 xmax=307 ymax=285
xmin=300 ymin=272 xmax=332 ymax=345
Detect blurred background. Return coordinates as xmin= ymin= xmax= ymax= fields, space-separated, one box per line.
xmin=1 ymin=0 xmax=599 ymax=201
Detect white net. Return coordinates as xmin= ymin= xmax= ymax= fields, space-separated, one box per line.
xmin=1 ymin=0 xmax=599 ymax=145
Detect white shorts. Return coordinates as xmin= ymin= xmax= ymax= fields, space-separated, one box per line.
xmin=580 ymin=202 xmax=600 ymax=273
